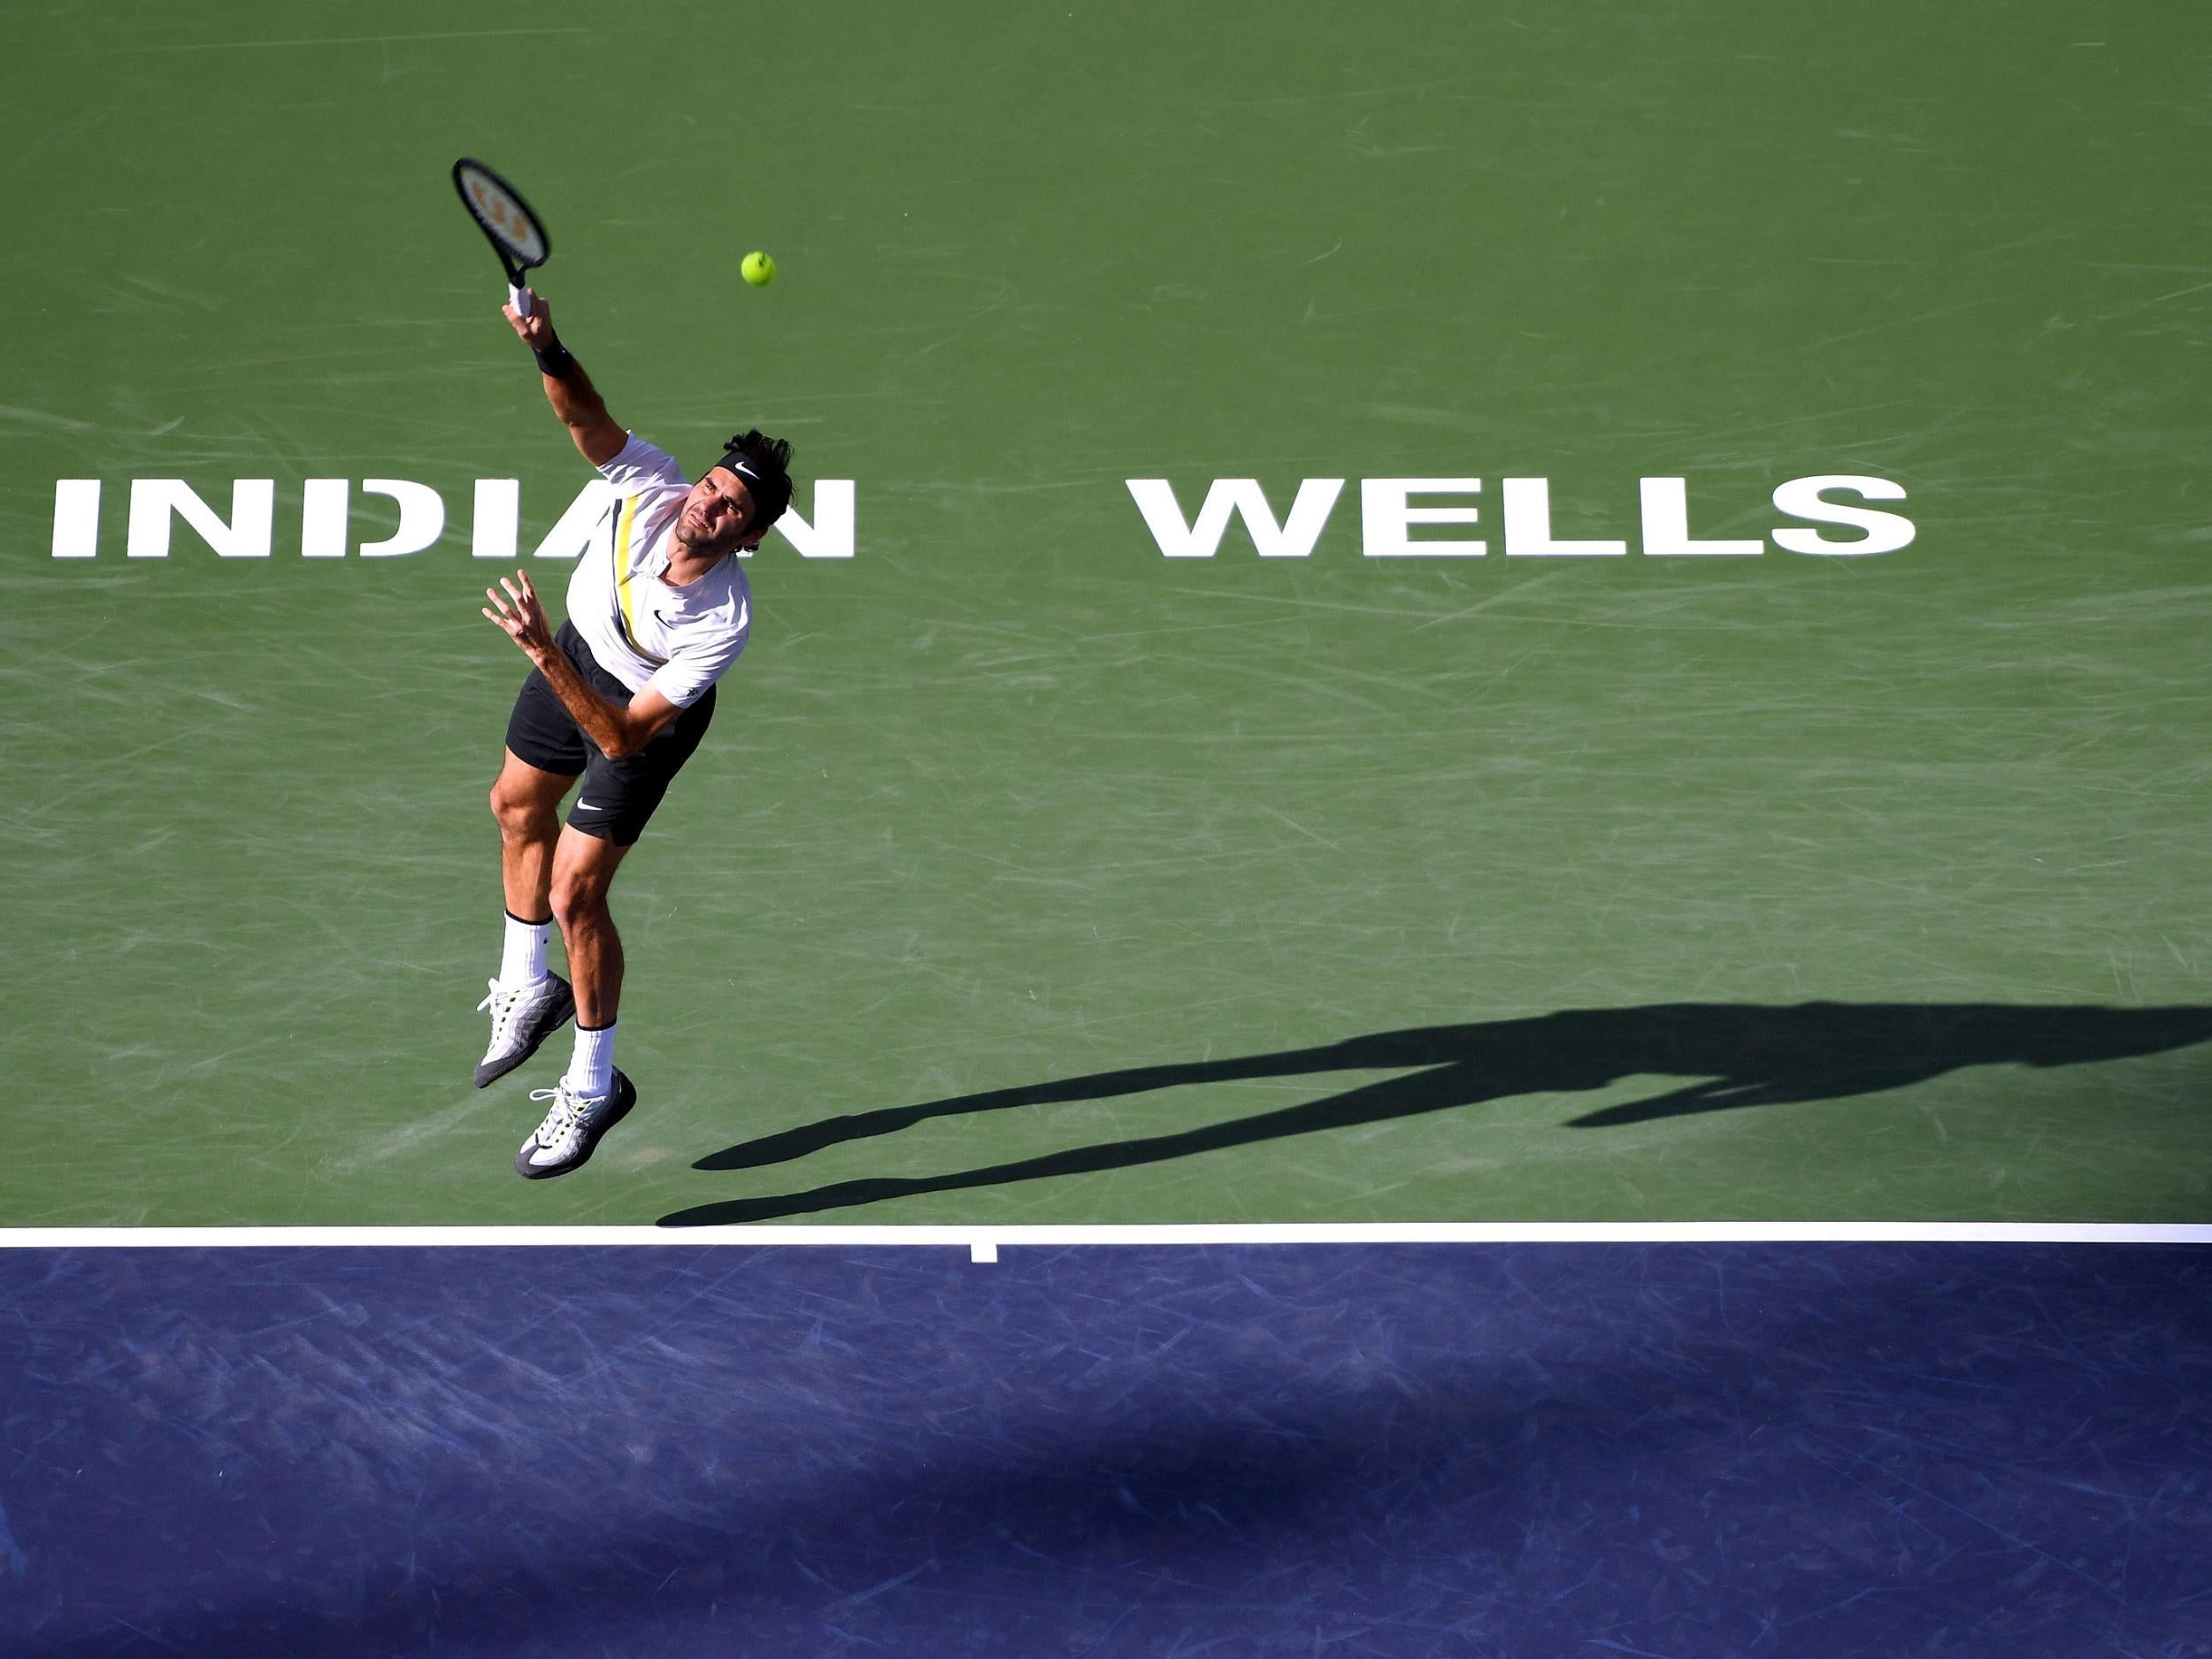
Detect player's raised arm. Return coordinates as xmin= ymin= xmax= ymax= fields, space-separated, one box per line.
xmin=502 ymin=289 xmax=626 ymax=467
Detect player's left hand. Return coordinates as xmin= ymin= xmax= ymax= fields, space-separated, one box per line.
xmin=483 ymin=571 xmax=556 ymax=662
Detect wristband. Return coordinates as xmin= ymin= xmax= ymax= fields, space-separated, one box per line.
xmin=533 ymin=342 xmax=580 ymax=380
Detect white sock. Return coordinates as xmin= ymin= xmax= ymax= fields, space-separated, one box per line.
xmin=500 ymin=911 xmax=551 ymax=988
xmin=566 ymin=1022 xmax=616 ymax=1098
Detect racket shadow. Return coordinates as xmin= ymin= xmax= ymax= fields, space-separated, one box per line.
xmin=664 ymin=1001 xmax=2212 ymax=1226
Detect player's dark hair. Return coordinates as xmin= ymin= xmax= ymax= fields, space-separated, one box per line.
xmin=719 ymin=429 xmax=795 ymax=533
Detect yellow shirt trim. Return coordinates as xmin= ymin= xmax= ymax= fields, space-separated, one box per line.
xmin=610 ymin=495 xmax=669 ymax=667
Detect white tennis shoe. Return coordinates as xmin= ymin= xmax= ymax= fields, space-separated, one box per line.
xmin=515 ymin=1071 xmax=637 ymax=1179
xmin=474 ymin=973 xmax=576 ymax=1088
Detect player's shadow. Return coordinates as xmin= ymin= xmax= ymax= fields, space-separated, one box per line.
xmin=659 ymin=1002 xmax=2212 ymax=1227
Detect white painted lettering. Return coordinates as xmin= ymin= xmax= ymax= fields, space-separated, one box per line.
xmin=1639 ymin=477 xmax=1763 ymax=557
xmin=531 ymin=480 xmax=617 ymax=561
xmin=472 ymin=479 xmax=520 ymax=560
xmin=1771 ymin=475 xmax=1915 ymax=556
xmin=1125 ymin=478 xmax=1344 ymax=558
xmin=1362 ymin=478 xmax=1485 ymax=557
xmin=1502 ymin=478 xmax=1626 ymax=557
xmin=767 ymin=480 xmax=856 ymax=559
xmin=357 ymin=479 xmax=444 ymax=557
xmin=126 ymin=479 xmax=274 ymax=558
xmin=301 ymin=479 xmax=349 ymax=557
xmin=50 ymin=480 xmax=99 ymax=558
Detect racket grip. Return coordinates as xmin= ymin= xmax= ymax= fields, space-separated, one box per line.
xmin=509 ymin=282 xmax=532 ymax=318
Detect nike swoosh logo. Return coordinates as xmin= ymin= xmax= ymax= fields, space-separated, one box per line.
xmin=575 ymin=800 xmax=607 ymax=811
xmin=656 ymin=604 xmax=747 ymax=629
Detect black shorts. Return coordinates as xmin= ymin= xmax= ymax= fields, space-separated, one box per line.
xmin=503 ymin=620 xmax=716 ymax=846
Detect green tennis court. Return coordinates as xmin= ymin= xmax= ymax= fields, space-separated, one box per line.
xmin=4 ymin=0 xmax=2207 ymax=1227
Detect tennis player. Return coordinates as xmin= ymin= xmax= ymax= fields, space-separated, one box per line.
xmin=476 ymin=287 xmax=794 ymax=1179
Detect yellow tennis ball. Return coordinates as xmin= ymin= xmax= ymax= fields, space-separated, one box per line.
xmin=742 ymin=250 xmax=777 ymax=288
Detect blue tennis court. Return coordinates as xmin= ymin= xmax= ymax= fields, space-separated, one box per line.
xmin=5 ymin=1240 xmax=2207 ymax=1655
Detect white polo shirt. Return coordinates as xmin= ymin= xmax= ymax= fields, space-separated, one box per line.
xmin=565 ymin=434 xmax=752 ymax=710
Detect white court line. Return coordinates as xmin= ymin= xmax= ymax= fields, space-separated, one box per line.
xmin=0 ymin=1223 xmax=2207 ymax=1249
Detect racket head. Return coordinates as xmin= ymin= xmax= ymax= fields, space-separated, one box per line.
xmin=452 ymin=157 xmax=551 ymax=282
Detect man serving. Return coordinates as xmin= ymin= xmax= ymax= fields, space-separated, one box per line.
xmin=478 ymin=288 xmax=795 ymax=1179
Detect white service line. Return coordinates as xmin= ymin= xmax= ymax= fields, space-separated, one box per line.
xmin=0 ymin=1223 xmax=2207 ymax=1249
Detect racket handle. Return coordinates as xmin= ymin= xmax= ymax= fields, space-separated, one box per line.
xmin=509 ymin=282 xmax=532 ymax=318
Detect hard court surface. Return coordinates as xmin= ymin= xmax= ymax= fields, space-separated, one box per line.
xmin=4 ymin=1 xmax=2206 ymax=1228
xmin=2 ymin=3 xmax=2208 ymax=1655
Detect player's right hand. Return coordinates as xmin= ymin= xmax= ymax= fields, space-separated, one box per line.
xmin=503 ymin=290 xmax=555 ymax=345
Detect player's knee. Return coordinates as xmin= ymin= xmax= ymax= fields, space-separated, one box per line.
xmin=489 ymin=780 xmax=548 ymax=837
xmin=549 ymin=870 xmax=611 ymax=930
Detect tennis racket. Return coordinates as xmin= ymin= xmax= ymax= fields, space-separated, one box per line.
xmin=452 ymin=157 xmax=551 ymax=318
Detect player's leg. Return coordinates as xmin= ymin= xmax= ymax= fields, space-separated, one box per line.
xmin=549 ymin=687 xmax=714 ymax=1043
xmin=490 ymin=748 xmax=571 ymax=920
xmin=478 ymin=664 xmax=590 ymax=1087
xmin=476 ymin=751 xmax=581 ymax=1087
xmin=549 ymin=823 xmax=631 ymax=1034
xmin=515 ymin=826 xmax=635 ymax=1179
xmin=512 ymin=691 xmax=714 ymax=1179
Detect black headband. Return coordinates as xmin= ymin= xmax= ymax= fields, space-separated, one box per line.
xmin=714 ymin=450 xmax=791 ymax=526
